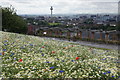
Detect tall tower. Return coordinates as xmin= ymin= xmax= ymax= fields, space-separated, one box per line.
xmin=50 ymin=6 xmax=53 ymax=18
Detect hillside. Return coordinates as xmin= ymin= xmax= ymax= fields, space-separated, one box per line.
xmin=1 ymin=31 xmax=119 ymax=79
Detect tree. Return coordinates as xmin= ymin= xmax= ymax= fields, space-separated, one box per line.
xmin=2 ymin=6 xmax=27 ymax=34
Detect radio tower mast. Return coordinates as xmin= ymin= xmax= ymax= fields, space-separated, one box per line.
xmin=50 ymin=6 xmax=53 ymax=18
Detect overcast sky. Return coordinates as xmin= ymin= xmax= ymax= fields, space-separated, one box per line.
xmin=0 ymin=0 xmax=119 ymax=15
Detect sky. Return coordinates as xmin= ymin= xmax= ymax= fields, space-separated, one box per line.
xmin=0 ymin=0 xmax=119 ymax=15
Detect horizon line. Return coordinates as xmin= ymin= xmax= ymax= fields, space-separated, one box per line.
xmin=18 ymin=13 xmax=118 ymax=15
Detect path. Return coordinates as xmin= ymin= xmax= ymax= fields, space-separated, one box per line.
xmin=42 ymin=37 xmax=119 ymax=50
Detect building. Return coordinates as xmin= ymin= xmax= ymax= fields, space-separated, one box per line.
xmin=27 ymin=25 xmax=39 ymax=35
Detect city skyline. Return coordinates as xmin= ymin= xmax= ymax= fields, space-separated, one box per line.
xmin=0 ymin=0 xmax=119 ymax=15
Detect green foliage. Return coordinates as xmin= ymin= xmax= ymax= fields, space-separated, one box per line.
xmin=49 ymin=23 xmax=61 ymax=26
xmin=26 ymin=18 xmax=34 ymax=24
xmin=38 ymin=21 xmax=49 ymax=26
xmin=79 ymin=24 xmax=117 ymax=31
xmin=2 ymin=7 xmax=27 ymax=34
xmin=84 ymin=19 xmax=94 ymax=24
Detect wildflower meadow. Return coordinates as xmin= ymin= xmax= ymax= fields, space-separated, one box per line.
xmin=0 ymin=31 xmax=119 ymax=79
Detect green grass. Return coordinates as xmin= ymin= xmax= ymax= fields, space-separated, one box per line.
xmin=49 ymin=23 xmax=61 ymax=26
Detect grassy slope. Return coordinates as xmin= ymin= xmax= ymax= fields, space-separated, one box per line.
xmin=1 ymin=31 xmax=119 ymax=79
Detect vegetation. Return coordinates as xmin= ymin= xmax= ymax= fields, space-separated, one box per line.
xmin=80 ymin=24 xmax=118 ymax=31
xmin=1 ymin=31 xmax=119 ymax=79
xmin=49 ymin=23 xmax=61 ymax=26
xmin=2 ymin=7 xmax=27 ymax=34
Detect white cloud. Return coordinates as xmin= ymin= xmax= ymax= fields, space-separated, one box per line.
xmin=0 ymin=0 xmax=119 ymax=14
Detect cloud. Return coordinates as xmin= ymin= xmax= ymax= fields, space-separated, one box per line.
xmin=0 ymin=0 xmax=119 ymax=14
